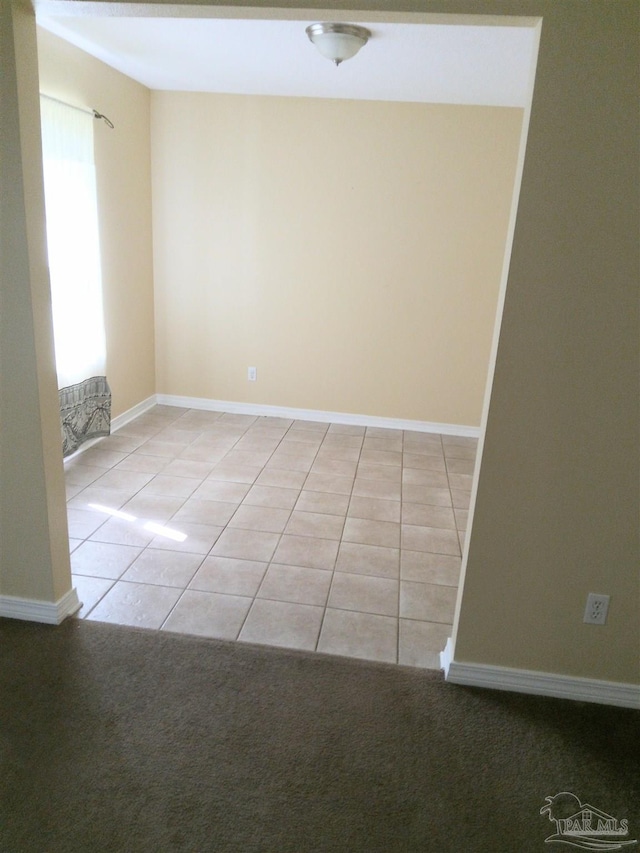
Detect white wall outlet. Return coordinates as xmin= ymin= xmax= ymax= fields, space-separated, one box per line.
xmin=583 ymin=593 xmax=610 ymax=625
xmin=247 ymin=366 xmax=257 ymax=382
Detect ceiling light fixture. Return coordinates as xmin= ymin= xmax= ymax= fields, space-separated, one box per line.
xmin=305 ymin=22 xmax=371 ymax=66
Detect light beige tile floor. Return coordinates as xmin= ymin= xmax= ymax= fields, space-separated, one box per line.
xmin=67 ymin=406 xmax=476 ymax=669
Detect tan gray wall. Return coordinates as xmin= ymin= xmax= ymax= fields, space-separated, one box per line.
xmin=151 ymin=92 xmax=522 ymax=426
xmin=36 ymin=27 xmax=156 ymax=418
xmin=1 ymin=0 xmax=70 ymax=602
xmin=454 ymin=0 xmax=639 ymax=684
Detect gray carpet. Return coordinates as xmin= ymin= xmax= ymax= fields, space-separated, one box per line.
xmin=0 ymin=617 xmax=638 ymax=852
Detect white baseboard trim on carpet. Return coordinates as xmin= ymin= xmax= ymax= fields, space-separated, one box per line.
xmin=111 ymin=395 xmax=157 ymax=433
xmin=0 ymin=587 xmax=81 ymax=625
xmin=440 ymin=637 xmax=455 ymax=673
xmin=440 ymin=639 xmax=640 ymax=709
xmin=155 ymin=394 xmax=480 ymax=438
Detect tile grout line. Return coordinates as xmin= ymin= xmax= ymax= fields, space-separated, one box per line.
xmin=233 ymin=416 xmax=325 ymax=643
xmin=125 ymin=408 xmax=240 ymax=634
xmin=397 ymin=430 xmax=405 ymax=664
xmin=188 ymin=412 xmax=274 ymax=642
xmin=68 ymin=405 xmax=188 ymax=551
xmin=314 ymin=424 xmax=365 ymax=653
xmin=69 ymin=406 xmax=470 ymax=661
xmin=69 ymin=408 xmax=188 ymax=618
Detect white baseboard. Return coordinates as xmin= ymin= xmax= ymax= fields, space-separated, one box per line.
xmin=0 ymin=587 xmax=81 ymax=625
xmin=440 ymin=636 xmax=455 ymax=673
xmin=111 ymin=395 xmax=157 ymax=432
xmin=155 ymin=394 xmax=480 ymax=438
xmin=440 ymin=639 xmax=640 ymax=709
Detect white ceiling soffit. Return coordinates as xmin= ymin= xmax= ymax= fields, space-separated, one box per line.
xmin=35 ymin=13 xmax=538 ymax=107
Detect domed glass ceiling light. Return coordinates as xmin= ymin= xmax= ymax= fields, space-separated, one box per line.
xmin=305 ymin=23 xmax=371 ymax=66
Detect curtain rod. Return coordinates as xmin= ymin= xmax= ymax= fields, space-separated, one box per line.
xmin=40 ymin=93 xmax=114 ymax=129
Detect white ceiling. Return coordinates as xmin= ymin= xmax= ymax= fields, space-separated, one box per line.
xmin=36 ymin=10 xmax=538 ymax=107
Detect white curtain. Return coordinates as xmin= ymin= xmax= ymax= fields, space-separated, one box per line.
xmin=40 ymin=96 xmax=106 ymax=389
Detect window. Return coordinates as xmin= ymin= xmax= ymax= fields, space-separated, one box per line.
xmin=40 ymin=95 xmax=106 ymax=389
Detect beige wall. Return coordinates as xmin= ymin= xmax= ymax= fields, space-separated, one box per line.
xmin=5 ymin=0 xmax=637 ymax=695
xmin=454 ymin=1 xmax=639 ymax=684
xmin=151 ymin=93 xmax=522 ymax=426
xmin=36 ymin=28 xmax=156 ymax=418
xmin=1 ymin=0 xmax=71 ymax=602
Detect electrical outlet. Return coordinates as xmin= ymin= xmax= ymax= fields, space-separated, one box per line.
xmin=583 ymin=593 xmax=610 ymax=625
xmin=247 ymin=366 xmax=257 ymax=382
